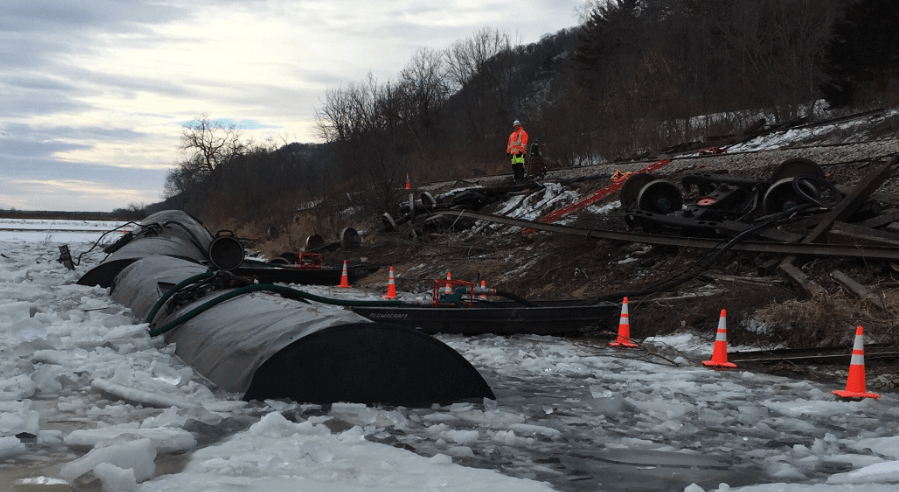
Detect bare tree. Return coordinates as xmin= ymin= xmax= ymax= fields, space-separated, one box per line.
xmin=444 ymin=28 xmax=516 ymax=145
xmin=180 ymin=114 xmax=251 ymax=174
xmin=163 ymin=115 xmax=253 ymax=212
xmin=315 ymin=74 xmax=412 ymax=211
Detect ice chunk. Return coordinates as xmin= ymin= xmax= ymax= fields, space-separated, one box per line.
xmin=0 ymin=374 xmax=37 ymax=400
xmin=766 ymin=461 xmax=807 ymax=480
xmin=11 ymin=477 xmax=69 ymax=490
xmin=684 ymin=484 xmax=705 ymax=492
xmin=150 ymin=360 xmax=182 ymax=385
xmin=91 ymin=378 xmax=197 ymax=409
xmin=0 ymin=400 xmax=40 ymax=436
xmin=450 ymin=402 xmax=474 ymax=413
xmin=38 ymin=429 xmax=62 ymax=445
xmin=849 ymin=436 xmax=899 ymax=459
xmin=15 ymin=317 xmax=47 ymax=340
xmin=64 ymin=423 xmax=196 ymax=453
xmin=300 ymin=440 xmax=333 ymax=463
xmin=442 ymin=429 xmax=479 ymax=444
xmin=59 ymin=438 xmax=156 ymax=483
xmin=248 ymin=411 xmax=298 ymax=437
xmin=427 ymin=423 xmax=448 ymax=436
xmin=0 ymin=301 xmax=32 ymax=321
xmin=0 ymin=435 xmax=27 ymax=460
xmin=200 ymin=400 xmax=247 ymax=413
xmin=828 ymin=459 xmax=899 ymax=484
xmin=93 ymin=463 xmax=138 ymax=491
xmin=32 ymin=364 xmax=63 ymax=395
xmin=508 ymin=423 xmax=561 ymax=439
xmin=429 ymin=453 xmax=453 ymax=464
xmin=447 ymin=446 xmax=475 ymax=458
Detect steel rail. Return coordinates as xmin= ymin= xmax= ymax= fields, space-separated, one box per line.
xmin=729 ymin=345 xmax=899 ymax=364
xmin=438 ymin=210 xmax=899 ymax=261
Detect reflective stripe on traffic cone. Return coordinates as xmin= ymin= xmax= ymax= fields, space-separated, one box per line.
xmin=609 ymin=297 xmax=639 ymax=348
xmin=445 ymin=272 xmax=452 ymax=295
xmin=833 ymin=326 xmax=880 ymax=399
xmin=703 ymin=309 xmax=736 ymax=368
xmin=337 ymin=260 xmax=351 ymax=288
xmin=383 ymin=266 xmax=397 ymax=299
xmin=479 ymin=280 xmax=487 ymax=300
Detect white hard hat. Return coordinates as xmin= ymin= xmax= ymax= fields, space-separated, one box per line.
xmin=513 ymin=120 xmax=521 ymax=126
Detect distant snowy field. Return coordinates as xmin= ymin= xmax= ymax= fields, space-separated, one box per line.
xmin=2 ymin=221 xmax=899 ymax=492
xmin=0 ymin=219 xmax=130 ymax=244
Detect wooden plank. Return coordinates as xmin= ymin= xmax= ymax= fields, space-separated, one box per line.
xmin=870 ymin=193 xmax=899 ymax=207
xmin=857 ymin=210 xmax=899 ymax=229
xmin=831 ymin=270 xmax=886 ymax=310
xmin=804 ymin=156 xmax=897 ymax=243
xmin=827 ymin=229 xmax=899 ymax=248
xmin=778 ymin=156 xmax=897 ymax=296
xmin=827 ymin=221 xmax=899 ymax=247
xmin=778 ymin=262 xmax=826 ymax=297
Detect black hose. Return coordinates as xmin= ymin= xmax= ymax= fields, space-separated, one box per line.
xmin=145 ymin=272 xmax=215 ymax=326
xmin=72 ymin=221 xmax=141 ymax=266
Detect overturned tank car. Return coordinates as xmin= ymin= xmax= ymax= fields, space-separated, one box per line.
xmin=80 ymin=211 xmax=495 ymax=407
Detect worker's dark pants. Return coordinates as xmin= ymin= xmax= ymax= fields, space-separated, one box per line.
xmin=512 ymin=163 xmax=524 ymax=180
xmin=511 ymin=154 xmax=525 ymax=180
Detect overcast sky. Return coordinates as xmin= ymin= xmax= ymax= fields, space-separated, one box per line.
xmin=0 ymin=0 xmax=586 ymax=212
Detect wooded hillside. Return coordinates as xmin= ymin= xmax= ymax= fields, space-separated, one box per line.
xmin=151 ymin=0 xmax=899 ymax=241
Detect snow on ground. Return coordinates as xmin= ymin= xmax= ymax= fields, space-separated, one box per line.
xmin=0 ymin=219 xmax=130 ymax=244
xmin=2 ymin=225 xmax=899 ymax=492
xmin=720 ymin=109 xmax=899 ymax=153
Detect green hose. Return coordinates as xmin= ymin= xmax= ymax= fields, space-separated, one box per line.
xmin=148 ymin=283 xmax=405 ymax=337
xmin=145 ymin=272 xmax=214 ymax=326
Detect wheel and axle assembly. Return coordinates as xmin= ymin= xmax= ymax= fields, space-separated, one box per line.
xmin=635 ymin=179 xmax=684 ymax=214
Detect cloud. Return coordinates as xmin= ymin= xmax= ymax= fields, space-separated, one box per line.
xmin=0 ymin=0 xmax=585 ymax=211
xmin=0 ymin=176 xmax=162 ymax=212
xmin=0 ymin=160 xmax=166 ymax=212
xmin=0 ymin=123 xmax=148 ymax=161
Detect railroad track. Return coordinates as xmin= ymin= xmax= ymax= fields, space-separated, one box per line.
xmin=729 ymin=345 xmax=899 ymax=365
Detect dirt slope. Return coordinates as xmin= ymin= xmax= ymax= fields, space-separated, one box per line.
xmin=314 ymin=137 xmax=899 ymax=391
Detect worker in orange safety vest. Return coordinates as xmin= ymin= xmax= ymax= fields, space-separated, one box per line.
xmin=506 ymin=120 xmax=529 ymax=181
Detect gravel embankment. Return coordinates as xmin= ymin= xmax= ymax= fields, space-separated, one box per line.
xmin=420 ymin=138 xmax=899 ymax=196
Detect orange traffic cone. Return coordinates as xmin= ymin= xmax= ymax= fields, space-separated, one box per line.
xmin=445 ymin=272 xmax=453 ymax=295
xmin=337 ymin=260 xmax=351 ymax=288
xmin=833 ymin=326 xmax=880 ymax=399
xmin=479 ymin=280 xmax=488 ymax=300
xmin=703 ymin=309 xmax=736 ymax=368
xmin=383 ymin=266 xmax=397 ymax=299
xmin=405 ymin=173 xmax=411 ymax=190
xmin=609 ymin=297 xmax=639 ymax=348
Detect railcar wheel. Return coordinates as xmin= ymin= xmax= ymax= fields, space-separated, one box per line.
xmin=771 ymin=158 xmax=824 ymax=183
xmin=619 ymin=173 xmax=656 ymax=209
xmin=762 ymin=177 xmax=819 ymax=214
xmin=635 ymin=179 xmax=683 ymax=214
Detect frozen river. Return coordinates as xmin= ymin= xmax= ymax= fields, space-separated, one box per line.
xmin=1 ymin=222 xmax=898 ymax=491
